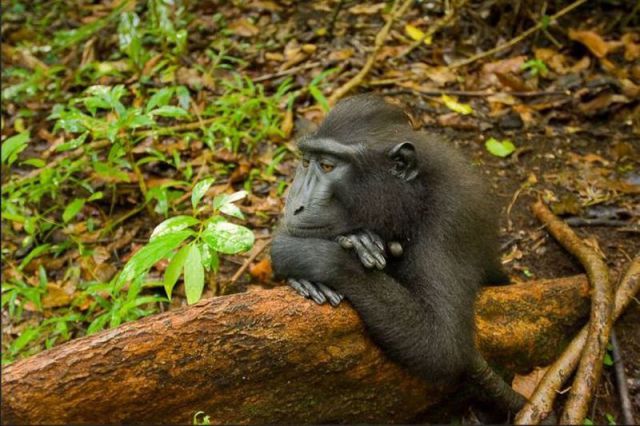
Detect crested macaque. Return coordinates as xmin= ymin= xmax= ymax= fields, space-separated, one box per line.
xmin=271 ymin=95 xmax=528 ymax=416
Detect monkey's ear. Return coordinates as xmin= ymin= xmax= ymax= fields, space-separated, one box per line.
xmin=388 ymin=142 xmax=418 ymax=181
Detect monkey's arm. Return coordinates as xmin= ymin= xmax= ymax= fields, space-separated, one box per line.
xmin=272 ymin=233 xmax=465 ymax=380
xmin=276 ymin=231 xmax=401 ymax=306
xmin=272 ymin=234 xmax=529 ymax=415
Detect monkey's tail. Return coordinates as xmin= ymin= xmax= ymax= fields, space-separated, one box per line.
xmin=468 ymin=353 xmax=526 ymax=414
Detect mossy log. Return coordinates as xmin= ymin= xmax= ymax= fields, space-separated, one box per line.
xmin=2 ymin=275 xmax=590 ymax=425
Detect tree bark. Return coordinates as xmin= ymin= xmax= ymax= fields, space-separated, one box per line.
xmin=2 ymin=275 xmax=590 ymax=425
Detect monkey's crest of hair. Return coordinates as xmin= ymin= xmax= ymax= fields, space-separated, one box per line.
xmin=312 ymin=95 xmax=411 ymax=147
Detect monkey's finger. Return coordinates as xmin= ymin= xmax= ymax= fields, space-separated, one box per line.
xmin=337 ymin=235 xmax=354 ymax=249
xmin=315 ymin=282 xmax=343 ymax=307
xmin=299 ymin=279 xmax=326 ymax=305
xmin=287 ymin=279 xmax=309 ymax=298
xmin=358 ymin=233 xmax=386 ymax=269
xmin=349 ymin=235 xmax=376 ymax=268
xmin=365 ymin=230 xmax=385 ymax=253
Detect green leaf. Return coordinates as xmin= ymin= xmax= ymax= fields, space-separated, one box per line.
xmin=200 ymin=243 xmax=219 ymax=272
xmin=117 ymin=230 xmax=192 ymax=288
xmin=176 ymin=86 xmax=191 ymax=110
xmin=309 ymin=85 xmax=329 ymax=112
xmin=87 ymin=313 xmax=110 ymax=335
xmin=202 ymin=222 xmax=255 ymax=254
xmin=22 ymin=158 xmax=45 ymax=168
xmin=485 ymin=137 xmax=516 ymax=158
xmin=603 ymin=352 xmax=614 ymax=366
xmin=9 ymin=326 xmax=40 ymax=354
xmin=118 ymin=11 xmax=144 ymax=67
xmin=213 ymin=190 xmax=247 ymax=210
xmin=522 ymin=59 xmax=548 ymax=77
xmin=63 ymin=198 xmax=86 ymax=223
xmin=94 ymin=161 xmax=131 ymax=182
xmin=146 ymin=87 xmax=174 ymax=112
xmin=19 ymin=244 xmax=52 ymax=270
xmin=149 ymin=105 xmax=190 ymax=118
xmin=184 ymin=244 xmax=204 ymax=305
xmin=150 ymin=215 xmax=199 ymax=241
xmin=56 ymin=132 xmax=88 ymax=152
xmin=583 ymin=418 xmax=594 ymax=426
xmin=164 ymin=245 xmax=189 ymax=299
xmin=191 ymin=178 xmax=215 ymax=210
xmin=540 ymin=15 xmax=551 ymax=30
xmin=2 ymin=132 xmax=29 ymax=165
xmin=88 ymin=191 xmax=104 ymax=201
xmin=213 ymin=190 xmax=247 ymax=219
xmin=219 ymin=203 xmax=244 ymax=219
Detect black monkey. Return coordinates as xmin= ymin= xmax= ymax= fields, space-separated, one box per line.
xmin=271 ymin=95 xmax=527 ymax=415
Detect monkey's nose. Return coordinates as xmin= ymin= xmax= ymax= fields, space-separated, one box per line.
xmin=293 ymin=206 xmax=304 ymax=215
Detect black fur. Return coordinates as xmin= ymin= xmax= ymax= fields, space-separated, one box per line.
xmin=271 ymin=95 xmax=522 ymax=403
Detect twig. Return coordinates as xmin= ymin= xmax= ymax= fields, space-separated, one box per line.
xmin=228 ymin=239 xmax=269 ymax=286
xmin=611 ymin=330 xmax=636 ymax=425
xmin=327 ymin=0 xmax=414 ymax=105
xmin=378 ymin=86 xmax=567 ymax=98
xmin=326 ymin=0 xmax=346 ymax=38
xmin=449 ymin=0 xmax=588 ymax=69
xmin=100 ymin=203 xmax=147 ymax=237
xmin=1 ymin=43 xmax=49 ymax=71
xmin=506 ymin=186 xmax=525 ymax=232
xmin=515 ymin=206 xmax=636 ymax=425
xmin=127 ymin=144 xmax=155 ymax=218
xmin=565 ymin=218 xmax=632 ymax=227
xmin=253 ymin=61 xmax=322 ymax=83
xmin=135 ymin=117 xmax=217 ymax=137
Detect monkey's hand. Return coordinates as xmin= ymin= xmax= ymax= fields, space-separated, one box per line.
xmin=337 ymin=230 xmax=402 ymax=270
xmin=287 ymin=278 xmax=344 ymax=307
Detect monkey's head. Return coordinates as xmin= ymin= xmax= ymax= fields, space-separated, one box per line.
xmin=283 ymin=95 xmax=424 ymax=240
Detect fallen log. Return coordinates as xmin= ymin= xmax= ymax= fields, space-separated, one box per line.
xmin=2 ymin=275 xmax=590 ymax=425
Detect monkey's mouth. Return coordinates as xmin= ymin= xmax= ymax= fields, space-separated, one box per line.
xmin=286 ymin=224 xmax=334 ymax=237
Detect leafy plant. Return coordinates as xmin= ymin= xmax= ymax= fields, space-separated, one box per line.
xmin=118 ymin=181 xmax=254 ymax=305
xmin=308 ymin=68 xmax=338 ymax=112
xmin=201 ymin=76 xmax=291 ymax=152
xmin=193 ymin=411 xmax=211 ymax=425
xmin=603 ymin=342 xmax=614 ymax=367
xmin=522 ymin=59 xmax=549 ymax=77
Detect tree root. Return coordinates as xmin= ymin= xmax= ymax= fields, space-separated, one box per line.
xmin=515 ymin=202 xmax=639 ymax=425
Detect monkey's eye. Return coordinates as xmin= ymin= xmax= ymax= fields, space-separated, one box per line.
xmin=320 ymin=161 xmax=335 ymax=173
xmin=302 ymin=158 xmax=310 ymax=168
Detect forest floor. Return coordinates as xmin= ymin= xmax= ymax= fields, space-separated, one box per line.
xmin=1 ymin=0 xmax=639 ymax=423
